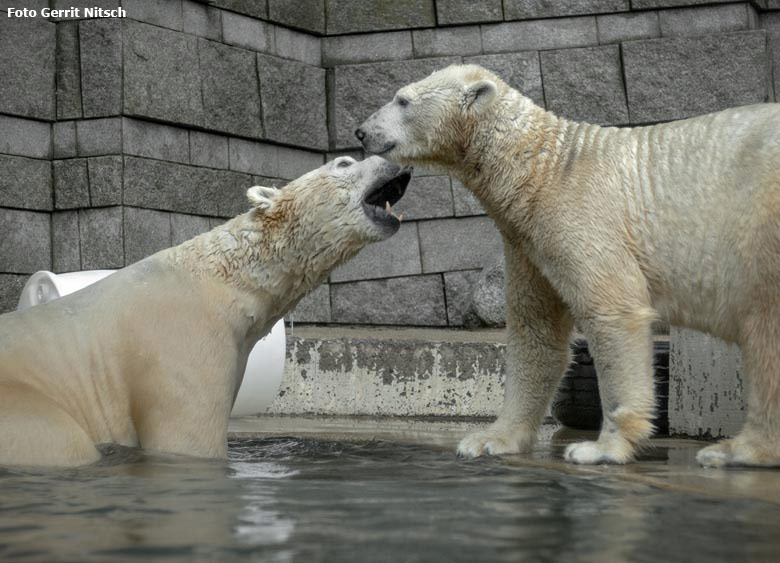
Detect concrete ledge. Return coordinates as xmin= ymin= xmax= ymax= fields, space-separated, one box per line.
xmin=267 ymin=326 xmax=507 ymax=417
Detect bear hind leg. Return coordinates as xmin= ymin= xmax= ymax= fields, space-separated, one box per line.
xmin=697 ymin=308 xmax=780 ymax=468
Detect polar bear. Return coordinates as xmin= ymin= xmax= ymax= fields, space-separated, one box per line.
xmin=0 ymin=156 xmax=410 ymax=467
xmin=356 ymin=64 xmax=780 ymax=468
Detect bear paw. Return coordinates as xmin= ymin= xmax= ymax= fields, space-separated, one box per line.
xmin=563 ymin=440 xmax=634 ymax=465
xmin=695 ymin=443 xmax=733 ymax=468
xmin=696 ymin=437 xmax=780 ymax=468
xmin=457 ymin=425 xmax=534 ymax=458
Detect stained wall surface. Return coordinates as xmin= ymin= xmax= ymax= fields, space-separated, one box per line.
xmin=1 ymin=0 xmax=778 ymax=330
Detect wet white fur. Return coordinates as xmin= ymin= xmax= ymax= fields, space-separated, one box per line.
xmin=0 ymin=156 xmax=395 ymax=467
xmin=360 ymin=64 xmax=780 ymax=467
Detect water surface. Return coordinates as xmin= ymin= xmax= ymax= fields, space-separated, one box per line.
xmin=1 ymin=438 xmax=779 ymax=562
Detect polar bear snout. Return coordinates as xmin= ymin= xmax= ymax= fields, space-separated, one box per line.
xmin=356 ymin=107 xmax=401 ymax=157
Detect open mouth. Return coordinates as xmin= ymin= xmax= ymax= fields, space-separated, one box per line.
xmin=361 ymin=169 xmax=411 ymax=230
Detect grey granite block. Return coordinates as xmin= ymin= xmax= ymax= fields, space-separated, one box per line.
xmin=257 ymin=55 xmax=328 ymax=150
xmin=123 ymin=156 xmax=187 ymax=212
xmin=199 ymin=39 xmax=263 ymax=138
xmin=0 ymin=274 xmax=28 ymax=314
xmin=52 ymin=210 xmax=81 ymax=272
xmin=80 ymin=19 xmax=122 ymax=118
xmin=435 ymin=0 xmax=503 ymax=25
xmin=207 ymin=168 xmax=256 ymax=217
xmin=331 ymin=275 xmax=447 ymax=326
xmin=288 ymin=283 xmax=331 ymax=323
xmin=412 ymin=26 xmax=482 ymax=58
xmin=1 ymin=0 xmax=47 ymax=13
xmin=443 ymin=269 xmax=479 ymax=326
xmin=322 ymin=32 xmax=413 ymax=67
xmin=274 ymin=25 xmax=322 ymax=66
xmin=123 ymin=156 xmax=219 ymax=215
xmin=189 ymin=131 xmax=229 ymax=169
xmin=0 ymin=116 xmax=51 ymax=160
xmin=331 ymin=222 xmax=421 ymax=282
xmin=228 ymin=138 xmax=279 ymax=177
xmin=330 ymin=57 xmax=460 ymax=149
xmin=394 ymin=176 xmax=454 ymax=221
xmin=503 ymin=0 xmax=628 ymax=20
xmin=53 ymin=121 xmax=77 ymax=159
xmin=221 ymin=10 xmax=274 ymax=52
xmin=123 ymin=206 xmax=172 ymax=264
xmin=56 ymin=21 xmax=82 ymax=120
xmin=53 ymin=158 xmax=90 ymax=209
xmin=79 ymin=206 xmax=123 ymax=269
xmin=0 ymin=208 xmax=51 ymax=273
xmin=171 ymin=213 xmax=211 ymax=245
xmin=540 ymin=45 xmax=629 ymax=125
xmin=209 ymin=217 xmax=227 ymax=229
xmin=47 ymin=0 xmax=121 ymax=19
xmin=208 ymin=0 xmax=267 ymax=20
xmin=659 ymin=4 xmax=749 ymax=38
xmin=252 ymin=176 xmax=287 ymax=190
xmin=122 ymin=118 xmax=190 ymax=164
xmin=623 ymin=31 xmax=768 ymax=123
xmin=451 ymin=178 xmax=485 ymax=216
xmin=123 ymin=0 xmax=183 ymax=31
xmin=481 ymin=16 xmax=598 ymax=54
xmin=268 ymin=0 xmax=325 ymax=34
xmin=0 ymin=17 xmax=55 ymax=121
xmin=182 ymin=0 xmax=221 ymax=40
xmin=88 ymin=156 xmax=123 ymax=206
xmin=276 ymin=146 xmax=324 ymax=179
xmin=597 ymin=11 xmax=660 ymax=44
xmin=418 ymin=216 xmax=502 ymax=273
xmin=325 ymin=0 xmax=436 ymax=34
xmin=631 ymin=0 xmax=733 ymax=8
xmin=123 ymin=22 xmax=203 ymax=126
xmin=765 ymin=14 xmax=780 ymax=101
xmin=0 ymin=155 xmax=53 ymax=211
xmin=76 ymin=118 xmax=122 ymax=156
xmin=464 ymin=52 xmax=544 ymax=106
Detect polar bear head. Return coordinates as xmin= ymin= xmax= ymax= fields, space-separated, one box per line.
xmin=355 ymin=64 xmax=506 ymax=169
xmin=248 ymin=155 xmax=410 ymax=243
xmin=233 ymin=155 xmax=411 ymax=293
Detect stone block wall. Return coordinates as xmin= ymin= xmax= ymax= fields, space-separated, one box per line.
xmin=1 ymin=0 xmax=778 ymax=327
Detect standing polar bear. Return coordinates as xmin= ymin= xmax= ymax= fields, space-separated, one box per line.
xmin=356 ymin=64 xmax=780 ymax=467
xmin=0 ymin=156 xmax=410 ymax=467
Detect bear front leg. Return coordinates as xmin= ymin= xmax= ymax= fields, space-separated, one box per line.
xmin=458 ymin=249 xmax=573 ymax=458
xmin=563 ymin=307 xmax=656 ymax=464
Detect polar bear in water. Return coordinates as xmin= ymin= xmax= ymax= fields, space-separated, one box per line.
xmin=0 ymin=156 xmax=410 ymax=467
xmin=356 ymin=63 xmax=780 ymax=468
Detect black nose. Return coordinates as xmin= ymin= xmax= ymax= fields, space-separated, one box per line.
xmin=355 ymin=128 xmax=365 ymax=141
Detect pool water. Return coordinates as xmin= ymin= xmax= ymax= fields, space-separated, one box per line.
xmin=1 ymin=438 xmax=779 ymax=562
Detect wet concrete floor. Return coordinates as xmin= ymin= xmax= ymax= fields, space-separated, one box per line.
xmin=230 ymin=415 xmax=780 ymax=504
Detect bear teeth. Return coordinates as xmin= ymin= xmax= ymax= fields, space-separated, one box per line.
xmin=384 ymin=201 xmax=402 ymax=221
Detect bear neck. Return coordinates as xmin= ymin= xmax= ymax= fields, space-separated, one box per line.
xmin=454 ymin=93 xmax=591 ymax=234
xmin=167 ymin=210 xmax=326 ymax=319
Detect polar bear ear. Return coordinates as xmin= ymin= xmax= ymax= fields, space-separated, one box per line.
xmin=463 ymin=80 xmax=497 ymax=114
xmin=247 ymin=185 xmax=280 ymax=211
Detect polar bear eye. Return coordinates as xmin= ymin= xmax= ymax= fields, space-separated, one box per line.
xmin=396 ymin=96 xmax=409 ymax=108
xmin=337 ymin=159 xmax=352 ymax=168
